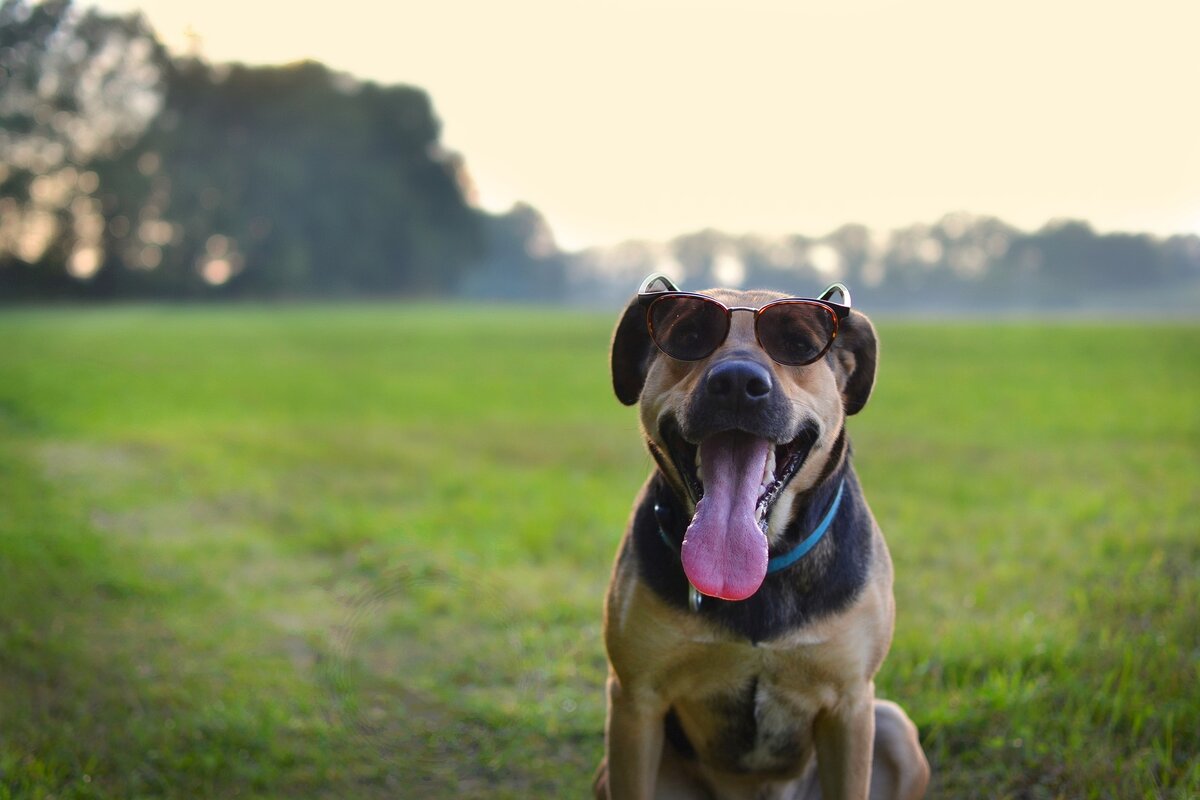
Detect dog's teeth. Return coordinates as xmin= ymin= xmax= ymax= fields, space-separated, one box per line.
xmin=755 ymin=504 xmax=769 ymax=537
xmin=762 ymin=449 xmax=776 ymax=487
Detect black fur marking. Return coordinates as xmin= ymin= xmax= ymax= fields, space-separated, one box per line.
xmin=663 ymin=708 xmax=696 ymax=760
xmin=813 ymin=426 xmax=847 ymax=487
xmin=707 ymin=676 xmax=762 ymax=773
xmin=633 ymin=445 xmax=873 ymax=643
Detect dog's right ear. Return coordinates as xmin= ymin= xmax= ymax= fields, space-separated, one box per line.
xmin=610 ymin=298 xmax=654 ymax=406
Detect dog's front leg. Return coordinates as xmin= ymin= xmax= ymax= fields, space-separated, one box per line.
xmin=604 ymin=671 xmax=666 ymax=800
xmin=814 ymin=689 xmax=876 ymax=800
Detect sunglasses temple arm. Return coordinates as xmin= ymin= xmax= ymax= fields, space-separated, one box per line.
xmin=638 ymin=272 xmax=681 ymax=295
xmin=819 ymin=282 xmax=852 ymax=312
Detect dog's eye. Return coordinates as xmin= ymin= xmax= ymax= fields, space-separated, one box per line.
xmin=669 ymin=317 xmax=705 ymax=347
xmin=650 ymin=297 xmax=728 ymax=361
xmin=757 ymin=303 xmax=838 ymax=366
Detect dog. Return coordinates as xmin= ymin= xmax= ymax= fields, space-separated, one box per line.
xmin=594 ymin=274 xmax=930 ymax=800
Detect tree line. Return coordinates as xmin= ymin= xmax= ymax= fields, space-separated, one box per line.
xmin=2 ymin=0 xmax=1197 ymax=309
xmin=570 ymin=216 xmax=1200 ymax=312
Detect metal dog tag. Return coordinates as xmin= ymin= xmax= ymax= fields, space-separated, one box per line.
xmin=688 ymin=583 xmax=703 ymax=613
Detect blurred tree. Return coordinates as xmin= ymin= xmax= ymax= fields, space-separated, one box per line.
xmin=460 ymin=202 xmax=566 ymax=301
xmin=738 ymin=233 xmax=817 ymax=292
xmin=92 ymin=59 xmax=484 ymax=297
xmin=0 ymin=0 xmax=166 ymax=295
xmin=2 ymin=1 xmax=493 ymax=299
xmin=671 ymin=229 xmax=725 ymax=287
xmin=823 ymin=223 xmax=874 ymax=289
xmin=1163 ymin=235 xmax=1200 ymax=285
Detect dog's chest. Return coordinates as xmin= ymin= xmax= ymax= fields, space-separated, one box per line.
xmin=673 ymin=667 xmax=825 ymax=777
xmin=666 ymin=645 xmax=837 ymax=778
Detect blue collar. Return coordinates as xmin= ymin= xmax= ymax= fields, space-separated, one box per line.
xmin=656 ymin=476 xmax=846 ymax=579
xmin=766 ymin=478 xmax=845 ymax=573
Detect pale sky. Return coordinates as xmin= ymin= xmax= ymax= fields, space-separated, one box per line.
xmin=89 ymin=0 xmax=1200 ymax=249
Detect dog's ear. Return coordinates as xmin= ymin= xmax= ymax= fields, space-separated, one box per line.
xmin=831 ymin=310 xmax=878 ymax=416
xmin=610 ymin=298 xmax=654 ymax=406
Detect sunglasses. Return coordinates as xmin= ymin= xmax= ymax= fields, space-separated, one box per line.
xmin=637 ymin=273 xmax=852 ymax=366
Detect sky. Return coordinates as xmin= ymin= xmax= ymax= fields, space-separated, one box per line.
xmin=88 ymin=0 xmax=1200 ymax=250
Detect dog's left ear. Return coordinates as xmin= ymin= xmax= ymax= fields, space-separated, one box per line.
xmin=610 ymin=298 xmax=654 ymax=406
xmin=831 ymin=310 xmax=878 ymax=416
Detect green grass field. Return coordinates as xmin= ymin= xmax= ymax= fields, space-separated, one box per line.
xmin=1 ymin=305 xmax=1197 ymax=799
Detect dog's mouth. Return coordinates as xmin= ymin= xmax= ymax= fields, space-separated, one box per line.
xmin=660 ymin=420 xmax=818 ymax=601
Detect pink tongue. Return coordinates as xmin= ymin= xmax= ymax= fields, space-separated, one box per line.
xmin=681 ymin=431 xmax=770 ymax=601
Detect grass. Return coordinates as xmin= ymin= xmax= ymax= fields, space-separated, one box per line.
xmin=0 ymin=304 xmax=1196 ymax=799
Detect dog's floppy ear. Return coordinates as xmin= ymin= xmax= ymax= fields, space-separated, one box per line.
xmin=610 ymin=298 xmax=654 ymax=406
xmin=831 ymin=310 xmax=878 ymax=416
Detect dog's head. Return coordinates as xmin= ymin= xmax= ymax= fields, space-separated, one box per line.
xmin=611 ymin=280 xmax=878 ymax=602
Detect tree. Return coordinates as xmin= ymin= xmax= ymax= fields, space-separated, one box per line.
xmin=460 ymin=203 xmax=566 ymax=301
xmin=0 ymin=0 xmax=167 ymax=295
xmin=3 ymin=1 xmax=488 ymax=299
xmin=90 ymin=59 xmax=484 ymax=297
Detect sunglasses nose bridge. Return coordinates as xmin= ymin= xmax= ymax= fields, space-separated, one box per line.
xmin=722 ymin=305 xmax=762 ymax=349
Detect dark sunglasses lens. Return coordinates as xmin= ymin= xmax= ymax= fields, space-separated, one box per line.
xmin=648 ymin=295 xmax=728 ymax=360
xmin=757 ymin=302 xmax=837 ymax=365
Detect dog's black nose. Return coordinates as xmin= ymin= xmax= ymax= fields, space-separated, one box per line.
xmin=705 ymin=359 xmax=773 ymax=406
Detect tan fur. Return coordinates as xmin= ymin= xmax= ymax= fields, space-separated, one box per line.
xmin=597 ymin=288 xmax=930 ymax=800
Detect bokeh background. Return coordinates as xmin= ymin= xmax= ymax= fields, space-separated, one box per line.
xmin=3 ymin=0 xmax=1200 ymax=307
xmin=1 ymin=1 xmax=1197 ymax=798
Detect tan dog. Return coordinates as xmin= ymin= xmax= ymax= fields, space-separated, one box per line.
xmin=595 ymin=275 xmax=929 ymax=800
